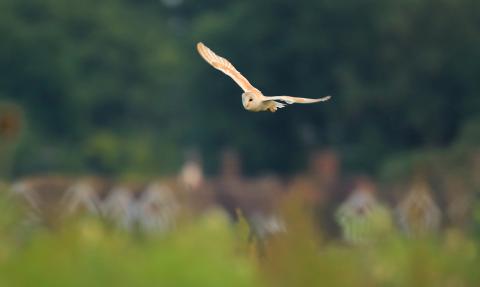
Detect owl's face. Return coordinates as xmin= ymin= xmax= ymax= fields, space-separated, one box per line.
xmin=241 ymin=92 xmax=257 ymax=110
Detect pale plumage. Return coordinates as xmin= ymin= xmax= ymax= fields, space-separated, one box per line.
xmin=197 ymin=42 xmax=331 ymax=112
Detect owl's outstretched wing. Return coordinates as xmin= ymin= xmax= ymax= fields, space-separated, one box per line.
xmin=265 ymin=95 xmax=331 ymax=109
xmin=197 ymin=42 xmax=258 ymax=93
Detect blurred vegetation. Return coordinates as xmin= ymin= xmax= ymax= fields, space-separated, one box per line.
xmin=1 ymin=0 xmax=479 ymax=177
xmin=2 ymin=1 xmax=479 ymax=285
xmin=0 ymin=189 xmax=480 ymax=287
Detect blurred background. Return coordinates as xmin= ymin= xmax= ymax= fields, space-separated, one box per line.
xmin=1 ymin=0 xmax=480 ymax=286
xmin=1 ymin=0 xmax=479 ymax=177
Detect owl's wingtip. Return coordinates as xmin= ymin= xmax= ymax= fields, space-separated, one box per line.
xmin=196 ymin=42 xmax=206 ymax=55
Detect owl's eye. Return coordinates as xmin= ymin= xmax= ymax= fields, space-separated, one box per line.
xmin=249 ymin=98 xmax=253 ymax=102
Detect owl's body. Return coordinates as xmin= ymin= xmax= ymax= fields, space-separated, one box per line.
xmin=197 ymin=42 xmax=331 ymax=112
xmin=240 ymin=92 xmax=272 ymax=112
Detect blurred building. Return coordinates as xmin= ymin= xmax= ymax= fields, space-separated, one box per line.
xmin=11 ymin=176 xmax=73 ymax=226
xmin=336 ymin=176 xmax=393 ymax=244
xmin=289 ymin=149 xmax=344 ymax=236
xmin=214 ymin=149 xmax=248 ymax=221
xmin=213 ymin=149 xmax=286 ymax=241
xmin=62 ymin=176 xmax=114 ymax=217
xmin=100 ymin=182 xmax=142 ymax=230
xmin=177 ymin=151 xmax=216 ymax=215
xmin=242 ymin=176 xmax=286 ymax=241
xmin=178 ymin=150 xmax=204 ymax=192
xmin=134 ymin=181 xmax=179 ymax=234
xmin=442 ymin=173 xmax=473 ymax=230
xmin=396 ymin=180 xmax=441 ymax=237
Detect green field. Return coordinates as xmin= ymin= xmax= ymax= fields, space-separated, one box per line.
xmin=0 ymin=189 xmax=479 ymax=287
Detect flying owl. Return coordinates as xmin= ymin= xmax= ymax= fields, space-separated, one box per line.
xmin=197 ymin=42 xmax=331 ymax=112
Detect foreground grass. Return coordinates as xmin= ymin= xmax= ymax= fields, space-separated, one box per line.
xmin=0 ymin=195 xmax=479 ymax=287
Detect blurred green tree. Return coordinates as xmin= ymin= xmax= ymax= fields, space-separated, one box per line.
xmin=0 ymin=0 xmax=479 ymax=176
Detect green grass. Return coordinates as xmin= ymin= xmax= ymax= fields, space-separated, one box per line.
xmin=0 ymin=192 xmax=479 ymax=287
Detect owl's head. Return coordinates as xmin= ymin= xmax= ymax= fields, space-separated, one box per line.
xmin=241 ymin=92 xmax=256 ymax=109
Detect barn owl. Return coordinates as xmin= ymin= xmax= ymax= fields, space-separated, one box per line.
xmin=197 ymin=42 xmax=331 ymax=112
